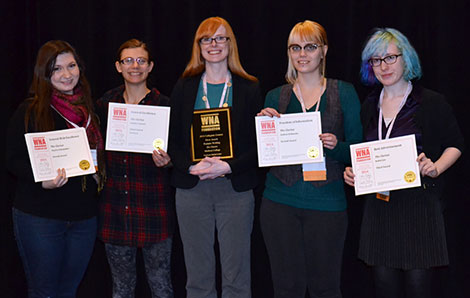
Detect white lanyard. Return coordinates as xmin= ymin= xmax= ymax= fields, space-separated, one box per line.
xmin=202 ymin=72 xmax=231 ymax=109
xmin=294 ymin=80 xmax=325 ymax=113
xmin=378 ymin=81 xmax=412 ymax=140
xmin=50 ymin=104 xmax=91 ymax=130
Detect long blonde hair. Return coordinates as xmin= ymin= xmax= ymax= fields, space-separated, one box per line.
xmin=285 ymin=20 xmax=328 ymax=84
xmin=182 ymin=17 xmax=257 ymax=82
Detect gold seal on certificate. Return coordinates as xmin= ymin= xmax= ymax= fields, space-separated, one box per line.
xmin=24 ymin=127 xmax=96 ymax=182
xmin=190 ymin=107 xmax=233 ymax=162
xmin=349 ymin=134 xmax=421 ymax=196
xmin=255 ymin=112 xmax=324 ymax=167
xmin=404 ymin=171 xmax=416 ymax=183
xmin=105 ymin=103 xmax=170 ymax=154
xmin=79 ymin=160 xmax=91 ymax=170
xmin=153 ymin=138 xmax=164 ymax=150
xmin=307 ymin=146 xmax=319 ymax=159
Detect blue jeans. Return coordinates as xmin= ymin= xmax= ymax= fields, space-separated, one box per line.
xmin=12 ymin=208 xmax=97 ymax=298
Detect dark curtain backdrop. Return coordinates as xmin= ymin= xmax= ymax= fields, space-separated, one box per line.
xmin=2 ymin=1 xmax=469 ymax=297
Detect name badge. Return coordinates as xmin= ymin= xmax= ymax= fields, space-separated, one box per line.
xmin=302 ymin=161 xmax=326 ymax=181
xmin=90 ymin=149 xmax=98 ymax=171
xmin=376 ymin=191 xmax=390 ymax=202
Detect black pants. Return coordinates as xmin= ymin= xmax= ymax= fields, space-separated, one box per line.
xmin=373 ymin=266 xmax=433 ymax=298
xmin=260 ymin=198 xmax=347 ymax=298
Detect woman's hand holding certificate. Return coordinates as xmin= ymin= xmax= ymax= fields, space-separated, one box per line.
xmin=106 ymin=102 xmax=170 ymax=154
xmin=24 ymin=127 xmax=96 ymax=182
xmin=349 ymin=134 xmax=421 ymax=196
xmin=255 ymin=112 xmax=324 ymax=167
xmin=42 ymin=168 xmax=68 ymax=189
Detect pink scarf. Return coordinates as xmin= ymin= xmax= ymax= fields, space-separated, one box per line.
xmin=50 ymin=88 xmax=103 ymax=151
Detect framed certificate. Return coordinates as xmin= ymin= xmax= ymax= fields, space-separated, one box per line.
xmin=350 ymin=134 xmax=421 ymax=196
xmin=24 ymin=127 xmax=96 ymax=182
xmin=190 ymin=107 xmax=233 ymax=162
xmin=105 ymin=102 xmax=170 ymax=153
xmin=255 ymin=112 xmax=324 ymax=167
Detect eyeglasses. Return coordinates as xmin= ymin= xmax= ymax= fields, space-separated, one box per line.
xmin=288 ymin=43 xmax=322 ymax=53
xmin=368 ymin=54 xmax=402 ymax=67
xmin=120 ymin=57 xmax=149 ymax=66
xmin=199 ymin=36 xmax=230 ymax=45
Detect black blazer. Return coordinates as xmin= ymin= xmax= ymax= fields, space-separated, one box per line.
xmin=168 ymin=74 xmax=263 ymax=192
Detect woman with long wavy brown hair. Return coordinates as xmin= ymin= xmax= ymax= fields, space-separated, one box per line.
xmin=7 ymin=40 xmax=104 ymax=298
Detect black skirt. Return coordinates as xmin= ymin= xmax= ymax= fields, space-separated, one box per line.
xmin=358 ymin=186 xmax=448 ymax=270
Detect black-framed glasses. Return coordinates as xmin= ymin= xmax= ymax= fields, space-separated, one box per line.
xmin=368 ymin=54 xmax=402 ymax=67
xmin=288 ymin=43 xmax=322 ymax=53
xmin=120 ymin=57 xmax=148 ymax=66
xmin=199 ymin=36 xmax=230 ymax=45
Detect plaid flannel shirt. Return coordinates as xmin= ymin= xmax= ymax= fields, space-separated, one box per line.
xmin=96 ymin=86 xmax=174 ymax=247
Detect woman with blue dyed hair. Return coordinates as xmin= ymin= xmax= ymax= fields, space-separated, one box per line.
xmin=344 ymin=28 xmax=464 ymax=297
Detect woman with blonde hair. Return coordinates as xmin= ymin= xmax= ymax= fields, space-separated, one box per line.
xmin=258 ymin=20 xmax=362 ymax=298
xmin=169 ymin=16 xmax=262 ymax=298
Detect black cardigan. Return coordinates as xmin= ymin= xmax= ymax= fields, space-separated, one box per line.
xmin=168 ymin=74 xmax=263 ymax=192
xmin=361 ymin=84 xmax=464 ymax=195
xmin=6 ymin=100 xmax=98 ymax=221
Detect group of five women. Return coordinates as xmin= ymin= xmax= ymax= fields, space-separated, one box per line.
xmin=7 ymin=16 xmax=463 ymax=298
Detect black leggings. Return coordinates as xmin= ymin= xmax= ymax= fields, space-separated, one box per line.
xmin=260 ymin=198 xmax=347 ymax=298
xmin=373 ymin=266 xmax=433 ymax=298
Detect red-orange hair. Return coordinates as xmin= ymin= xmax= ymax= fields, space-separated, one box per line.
xmin=182 ymin=17 xmax=257 ymax=82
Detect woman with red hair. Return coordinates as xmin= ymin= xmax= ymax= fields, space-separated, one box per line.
xmin=169 ymin=17 xmax=262 ymax=298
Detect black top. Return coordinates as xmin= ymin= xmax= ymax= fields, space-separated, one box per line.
xmin=168 ymin=74 xmax=263 ymax=192
xmin=358 ymin=84 xmax=464 ymax=269
xmin=6 ymin=100 xmax=98 ymax=221
xmin=361 ymin=84 xmax=464 ymax=195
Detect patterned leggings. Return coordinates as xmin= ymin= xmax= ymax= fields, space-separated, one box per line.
xmin=105 ymin=238 xmax=173 ymax=298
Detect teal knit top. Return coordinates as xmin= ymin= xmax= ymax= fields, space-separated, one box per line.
xmin=263 ymin=80 xmax=362 ymax=211
xmin=194 ymin=79 xmax=233 ymax=110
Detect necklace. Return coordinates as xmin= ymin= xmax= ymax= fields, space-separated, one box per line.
xmin=202 ymin=72 xmax=232 ymax=109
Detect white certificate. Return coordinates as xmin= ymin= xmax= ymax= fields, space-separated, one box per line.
xmin=105 ymin=102 xmax=170 ymax=153
xmin=24 ymin=127 xmax=96 ymax=182
xmin=350 ymin=134 xmax=421 ymax=196
xmin=255 ymin=112 xmax=323 ymax=167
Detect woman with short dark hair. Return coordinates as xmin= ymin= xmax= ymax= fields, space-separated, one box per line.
xmin=96 ymin=39 xmax=174 ymax=298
